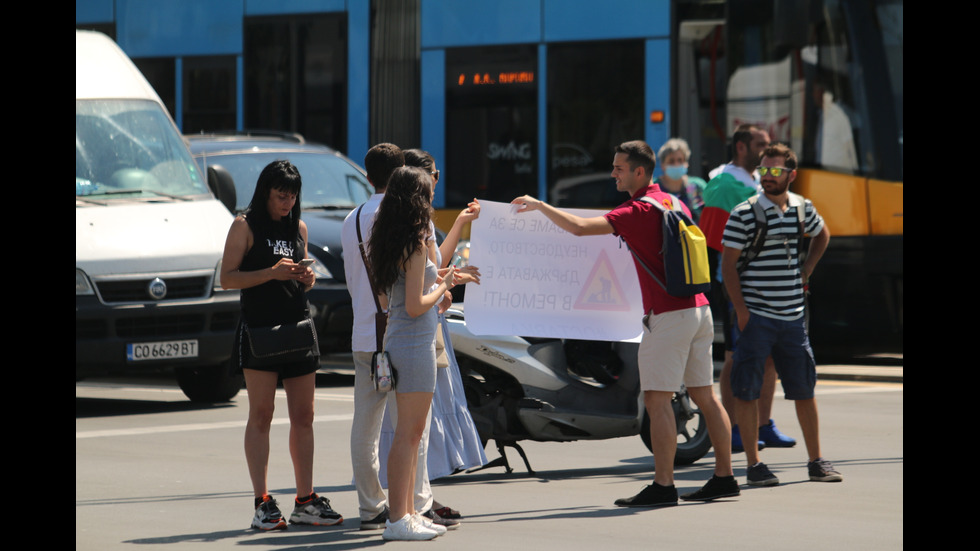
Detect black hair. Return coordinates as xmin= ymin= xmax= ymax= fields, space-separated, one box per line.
xmin=615 ymin=140 xmax=656 ymax=176
xmin=243 ymin=159 xmax=303 ymax=251
xmin=732 ymin=124 xmax=761 ymax=148
xmin=404 ymin=149 xmax=435 ymax=173
xmin=363 ymin=143 xmax=405 ymax=192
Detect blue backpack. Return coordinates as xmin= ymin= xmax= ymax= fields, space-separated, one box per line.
xmin=627 ymin=195 xmax=712 ymax=298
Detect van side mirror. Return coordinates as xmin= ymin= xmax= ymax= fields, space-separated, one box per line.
xmin=207 ymin=165 xmax=237 ymax=213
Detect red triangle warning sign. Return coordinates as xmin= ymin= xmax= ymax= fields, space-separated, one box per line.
xmin=573 ymin=249 xmax=631 ymax=311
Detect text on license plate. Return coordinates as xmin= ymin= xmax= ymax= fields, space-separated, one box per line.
xmin=127 ymin=340 xmax=199 ymax=361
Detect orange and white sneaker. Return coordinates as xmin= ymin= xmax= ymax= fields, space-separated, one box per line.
xmin=251 ymin=496 xmax=287 ymax=530
xmin=289 ymin=493 xmax=343 ymax=526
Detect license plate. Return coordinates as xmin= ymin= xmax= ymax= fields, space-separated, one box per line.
xmin=127 ymin=340 xmax=199 ymax=361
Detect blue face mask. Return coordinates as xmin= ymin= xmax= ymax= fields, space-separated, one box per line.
xmin=665 ymin=165 xmax=688 ymax=180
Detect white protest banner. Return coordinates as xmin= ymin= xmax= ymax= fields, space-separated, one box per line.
xmin=463 ymin=200 xmax=643 ymax=341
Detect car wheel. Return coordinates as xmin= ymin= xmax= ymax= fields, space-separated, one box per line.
xmin=176 ymin=361 xmax=243 ymax=402
xmin=639 ymin=389 xmax=713 ymax=466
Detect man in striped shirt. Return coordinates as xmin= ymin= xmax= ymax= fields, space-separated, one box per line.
xmin=720 ymin=143 xmax=842 ymax=486
xmin=705 ymin=125 xmax=797 ymax=453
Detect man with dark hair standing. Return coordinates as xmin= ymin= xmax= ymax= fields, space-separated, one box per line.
xmin=512 ymin=140 xmax=738 ymax=508
xmin=721 ymin=143 xmax=841 ymax=486
xmin=343 ymin=144 xmax=459 ymax=534
xmin=342 ymin=143 xmax=435 ymax=530
xmin=703 ymin=124 xmax=798 ymax=454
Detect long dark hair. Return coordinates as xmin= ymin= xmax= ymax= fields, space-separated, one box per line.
xmin=244 ymin=160 xmax=303 ymax=252
xmin=368 ymin=166 xmax=433 ymax=292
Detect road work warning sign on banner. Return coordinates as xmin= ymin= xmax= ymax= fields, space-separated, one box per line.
xmin=462 ymin=200 xmax=643 ymax=341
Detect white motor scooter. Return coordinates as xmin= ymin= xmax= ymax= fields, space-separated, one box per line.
xmin=444 ymin=305 xmax=712 ymax=474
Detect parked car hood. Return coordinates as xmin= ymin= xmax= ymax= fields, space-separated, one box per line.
xmin=76 ymin=199 xmax=233 ymax=276
xmin=302 ymin=208 xmax=352 ymax=281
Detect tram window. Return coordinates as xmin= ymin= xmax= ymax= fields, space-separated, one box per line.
xmin=547 ymin=40 xmax=643 ymax=207
xmin=800 ymin=0 xmax=862 ymax=174
xmin=446 ymin=45 xmax=537 ymax=207
xmin=726 ymin=0 xmax=880 ymax=176
xmin=798 ymin=0 xmax=905 ymax=177
xmin=875 ymin=0 xmax=903 ymax=178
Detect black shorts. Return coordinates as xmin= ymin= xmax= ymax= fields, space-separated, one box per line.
xmin=235 ymin=323 xmax=319 ymax=380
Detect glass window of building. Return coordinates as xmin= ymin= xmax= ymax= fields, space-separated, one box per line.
xmin=133 ymin=58 xmax=177 ymax=122
xmin=182 ymin=56 xmax=237 ymax=133
xmin=244 ymin=14 xmax=348 ymax=151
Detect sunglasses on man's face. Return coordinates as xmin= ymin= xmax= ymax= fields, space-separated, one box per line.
xmin=431 ymin=169 xmax=440 ymax=183
xmin=758 ymin=166 xmax=790 ymax=177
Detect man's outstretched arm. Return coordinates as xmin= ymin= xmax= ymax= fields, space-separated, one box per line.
xmin=511 ymin=195 xmax=614 ymax=236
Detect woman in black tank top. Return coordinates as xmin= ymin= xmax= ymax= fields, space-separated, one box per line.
xmin=220 ymin=160 xmax=342 ymax=530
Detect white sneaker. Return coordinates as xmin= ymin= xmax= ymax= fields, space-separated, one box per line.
xmin=414 ymin=512 xmax=447 ymax=536
xmin=382 ymin=514 xmax=440 ymax=541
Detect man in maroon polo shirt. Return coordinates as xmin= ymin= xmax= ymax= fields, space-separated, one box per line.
xmin=511 ymin=140 xmax=737 ymax=507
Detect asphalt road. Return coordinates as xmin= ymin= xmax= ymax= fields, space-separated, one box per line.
xmin=76 ymin=360 xmax=903 ymax=551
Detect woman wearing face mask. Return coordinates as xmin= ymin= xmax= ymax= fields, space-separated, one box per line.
xmin=655 ymin=138 xmax=707 ymax=222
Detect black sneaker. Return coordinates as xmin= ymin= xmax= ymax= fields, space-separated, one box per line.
xmin=614 ymin=483 xmax=678 ymax=508
xmin=423 ymin=508 xmax=460 ymax=530
xmin=746 ymin=462 xmax=779 ymax=487
xmin=432 ymin=504 xmax=462 ymax=520
xmin=252 ymin=496 xmax=287 ymax=530
xmin=289 ymin=493 xmax=343 ymax=526
xmin=808 ymin=458 xmax=843 ymax=482
xmin=680 ymin=475 xmax=741 ymax=501
xmin=360 ymin=507 xmax=388 ymax=530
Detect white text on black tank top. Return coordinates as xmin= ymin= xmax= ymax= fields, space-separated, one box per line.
xmin=269 ymin=239 xmax=294 ymax=257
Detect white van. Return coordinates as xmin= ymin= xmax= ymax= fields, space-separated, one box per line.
xmin=76 ymin=31 xmax=242 ymax=401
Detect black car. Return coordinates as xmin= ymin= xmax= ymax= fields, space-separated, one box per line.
xmin=186 ymin=131 xmax=373 ymax=358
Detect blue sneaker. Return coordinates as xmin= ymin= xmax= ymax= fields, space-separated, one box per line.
xmin=758 ymin=419 xmax=797 ymax=448
xmin=732 ymin=425 xmax=766 ymax=453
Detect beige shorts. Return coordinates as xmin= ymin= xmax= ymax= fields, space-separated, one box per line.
xmin=638 ymin=305 xmax=714 ymax=392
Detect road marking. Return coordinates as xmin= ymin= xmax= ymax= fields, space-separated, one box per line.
xmin=76 ymin=381 xmax=896 ymax=440
xmin=768 ymin=384 xmax=902 ymax=398
xmin=75 ymin=413 xmax=353 ymax=439
xmin=75 ymin=382 xmax=353 ymax=401
xmin=815 ymin=383 xmax=902 ymax=394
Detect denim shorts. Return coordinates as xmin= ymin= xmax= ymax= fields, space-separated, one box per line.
xmin=730 ymin=313 xmax=816 ymax=401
